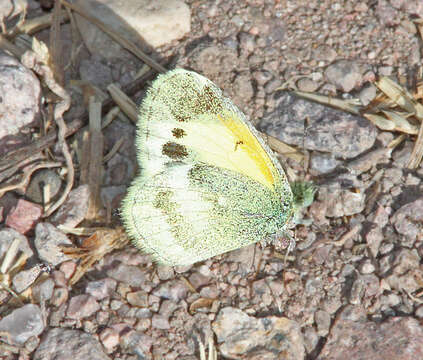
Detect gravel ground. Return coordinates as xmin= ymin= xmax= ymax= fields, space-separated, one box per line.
xmin=1 ymin=0 xmax=423 ymax=359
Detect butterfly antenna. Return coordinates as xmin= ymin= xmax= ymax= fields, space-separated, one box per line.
xmin=283 ymin=230 xmax=296 ymax=265
xmin=302 ymin=116 xmax=311 ymax=174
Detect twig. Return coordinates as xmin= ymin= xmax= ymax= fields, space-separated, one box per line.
xmin=15 ymin=12 xmax=69 ymax=35
xmin=21 ymin=50 xmax=73 ymax=217
xmin=0 ymin=33 xmax=25 ymax=58
xmin=291 ymin=90 xmax=362 ymax=115
xmin=405 ymin=289 xmax=423 ymax=304
xmin=180 ymin=276 xmax=198 ymax=293
xmin=97 ymin=65 xmax=165 ymax=118
xmin=102 ymin=106 xmax=120 ymax=129
xmin=86 ymin=97 xmax=104 ymax=220
xmin=0 ymin=161 xmax=61 ymax=198
xmin=0 ymin=153 xmax=44 ymax=184
xmin=0 ymin=117 xmax=83 ymax=174
xmin=103 ymin=137 xmax=124 ymax=163
xmin=79 ymin=130 xmax=90 ymax=184
xmin=331 ymin=224 xmax=362 ymax=247
xmin=107 ymin=83 xmax=137 ymax=123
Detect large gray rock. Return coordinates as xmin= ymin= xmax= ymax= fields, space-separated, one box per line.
xmin=0 ymin=304 xmax=44 ymax=345
xmin=213 ymin=307 xmax=305 ymax=359
xmin=318 ymin=306 xmax=423 ymax=360
xmin=0 ymin=51 xmax=41 ymax=156
xmin=33 ymin=328 xmax=111 ymax=360
xmin=259 ymin=92 xmax=377 ymax=160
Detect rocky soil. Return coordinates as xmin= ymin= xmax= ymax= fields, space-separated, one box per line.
xmin=0 ymin=0 xmax=423 ymax=359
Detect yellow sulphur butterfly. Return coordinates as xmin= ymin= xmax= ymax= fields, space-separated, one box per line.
xmin=121 ymin=69 xmax=295 ymax=266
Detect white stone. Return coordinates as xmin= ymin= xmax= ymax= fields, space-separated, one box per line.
xmin=0 ymin=0 xmax=27 ymax=23
xmin=75 ymin=0 xmax=190 ymax=59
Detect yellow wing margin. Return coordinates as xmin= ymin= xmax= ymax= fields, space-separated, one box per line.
xmin=216 ymin=113 xmax=278 ymax=190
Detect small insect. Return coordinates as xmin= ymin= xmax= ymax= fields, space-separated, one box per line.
xmin=37 ymin=262 xmax=53 ymax=274
xmin=121 ymin=69 xmax=311 ymax=266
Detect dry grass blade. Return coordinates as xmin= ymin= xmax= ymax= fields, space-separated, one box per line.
xmin=388 ymin=134 xmax=407 ymax=149
xmin=331 ymin=224 xmax=362 ymax=247
xmin=102 ymin=107 xmax=120 ymax=129
xmin=107 ymin=83 xmax=138 ymax=123
xmin=42 ymin=181 xmax=53 ymax=211
xmin=180 ymin=276 xmax=198 ymax=294
xmin=103 ymin=137 xmax=124 ymax=163
xmin=0 ymin=239 xmax=21 ymax=275
xmin=198 ymin=339 xmax=206 ymax=360
xmin=61 ymin=0 xmax=167 ymax=74
xmin=363 ymin=112 xmax=418 ymax=135
xmin=363 ymin=113 xmax=397 ymax=132
xmin=291 ymin=90 xmax=362 ymax=115
xmin=135 ymin=63 xmax=151 ymax=79
xmin=366 ymin=92 xmax=398 ymax=112
xmin=208 ymin=336 xmax=218 ymax=360
xmin=64 ymin=6 xmax=83 ymax=72
xmin=260 ymin=132 xmax=304 ymax=163
xmin=381 ymin=110 xmax=419 ymax=134
xmin=78 ymin=65 xmax=164 ymax=125
xmin=0 ymin=239 xmax=28 ymax=302
xmin=408 ymin=123 xmax=423 ymax=169
xmin=189 ymin=297 xmax=215 ymax=314
xmin=198 ymin=336 xmax=218 ymax=360
xmin=12 ymin=34 xmax=33 ymax=54
xmin=57 ymin=225 xmax=103 ymax=235
xmin=70 ymin=80 xmax=108 ymax=106
xmin=364 ymin=76 xmax=423 ymax=168
xmin=79 ymin=130 xmax=90 ymax=185
xmin=375 ymin=77 xmax=423 ymax=120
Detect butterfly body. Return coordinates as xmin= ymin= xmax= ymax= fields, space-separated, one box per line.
xmin=121 ymin=69 xmax=294 ymax=265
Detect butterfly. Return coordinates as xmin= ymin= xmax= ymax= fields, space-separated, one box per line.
xmin=121 ymin=69 xmax=297 ymax=266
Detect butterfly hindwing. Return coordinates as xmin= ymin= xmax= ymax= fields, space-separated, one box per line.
xmin=123 ymin=162 xmax=291 ymax=265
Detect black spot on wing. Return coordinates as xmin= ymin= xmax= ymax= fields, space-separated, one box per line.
xmin=172 ymin=128 xmax=186 ymax=138
xmin=162 ymin=141 xmax=188 ymax=160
